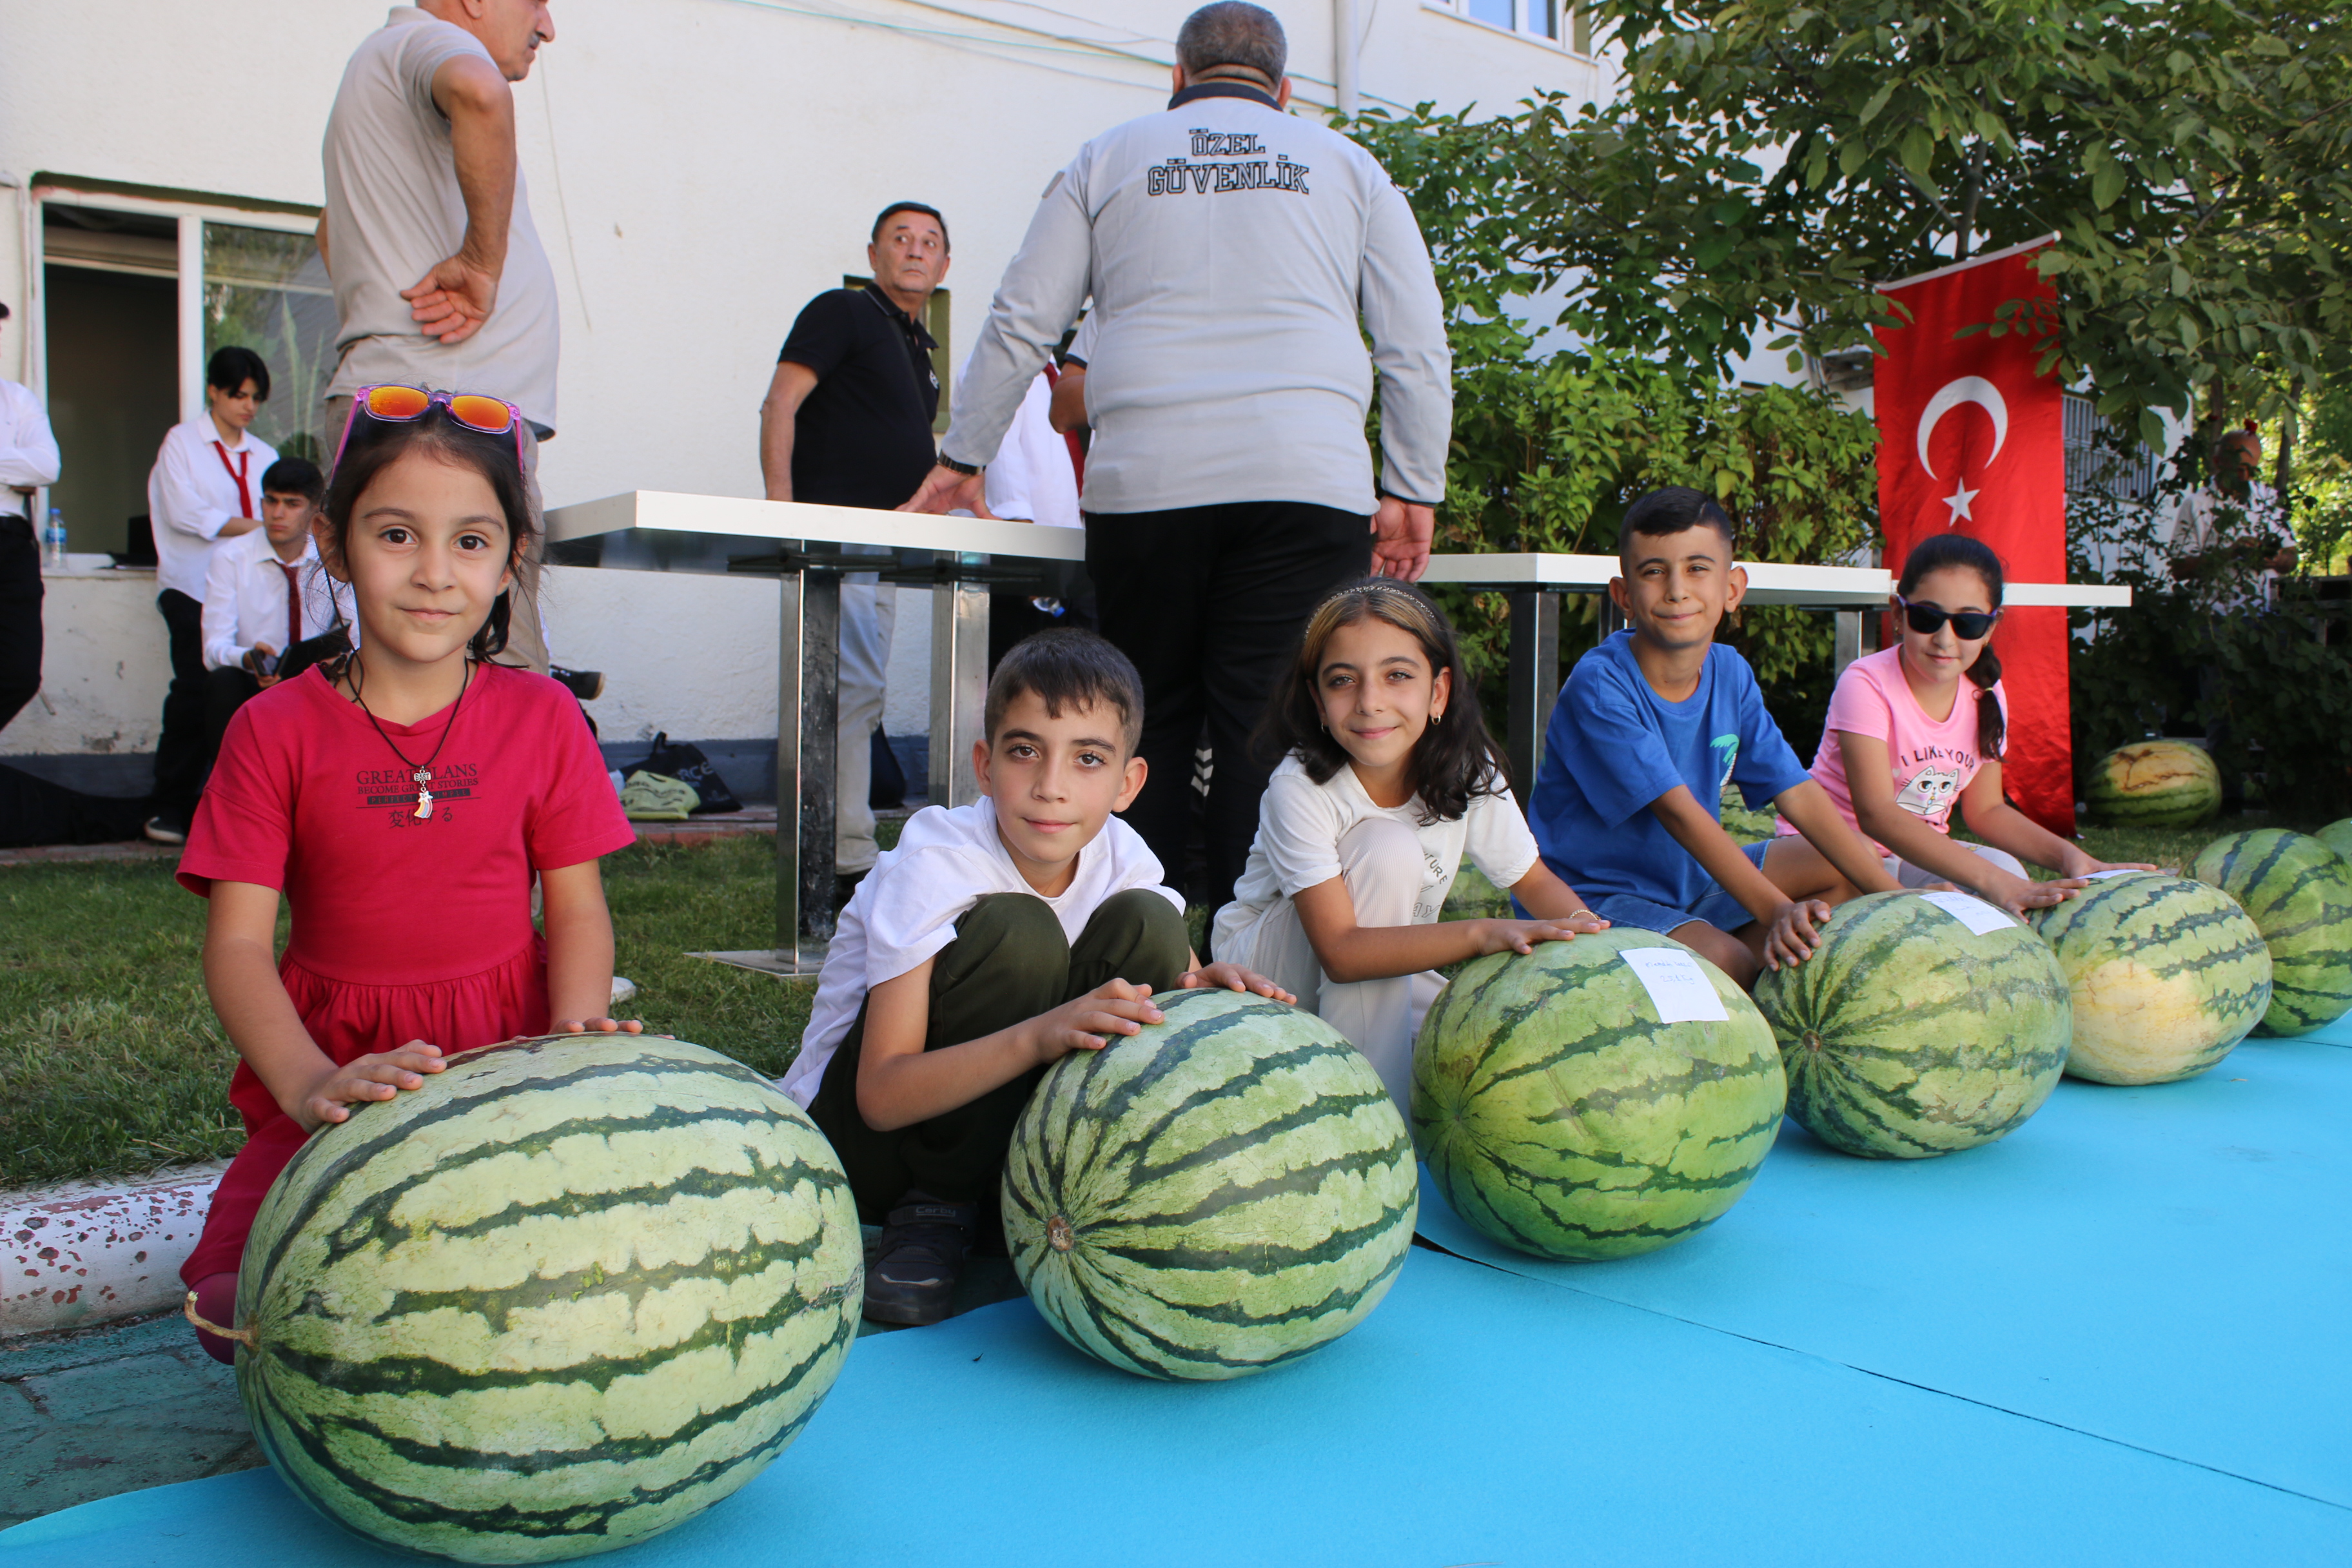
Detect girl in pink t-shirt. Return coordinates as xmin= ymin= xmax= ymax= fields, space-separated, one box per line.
xmin=175 ymin=389 xmax=641 ymax=1364
xmin=1784 ymin=534 xmax=2148 ymax=915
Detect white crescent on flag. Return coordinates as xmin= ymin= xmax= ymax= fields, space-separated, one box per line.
xmin=1916 ymin=377 xmax=2009 ymax=478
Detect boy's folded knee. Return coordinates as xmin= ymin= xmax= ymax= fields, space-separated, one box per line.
xmin=955 ymin=892 xmax=1066 ymax=952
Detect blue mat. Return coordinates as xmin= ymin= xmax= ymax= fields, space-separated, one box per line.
xmin=6 ymin=1244 xmax=2347 ymax=1567
xmin=1415 ymin=1029 xmax=2352 ymax=1510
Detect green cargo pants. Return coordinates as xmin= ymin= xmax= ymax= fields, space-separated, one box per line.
xmin=808 ymin=888 xmax=1190 ymax=1226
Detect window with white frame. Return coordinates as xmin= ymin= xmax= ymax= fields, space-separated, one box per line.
xmin=1427 ymin=0 xmax=1593 ymax=53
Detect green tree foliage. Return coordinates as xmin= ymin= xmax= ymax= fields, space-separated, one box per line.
xmin=1386 ymin=0 xmax=2348 ymax=447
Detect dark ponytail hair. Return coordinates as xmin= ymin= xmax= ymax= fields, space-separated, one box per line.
xmin=318 ymin=405 xmax=534 ymax=663
xmin=1896 ymin=533 xmax=2006 ymax=760
xmin=1255 ymin=578 xmax=1507 ymax=823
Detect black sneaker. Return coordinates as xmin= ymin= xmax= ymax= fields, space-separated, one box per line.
xmin=549 ymin=667 xmax=605 ymax=701
xmin=864 ymin=1193 xmax=977 ymax=1326
xmin=142 ymin=815 xmax=188 ymax=846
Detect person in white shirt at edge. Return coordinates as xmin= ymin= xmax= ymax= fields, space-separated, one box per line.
xmin=142 ymin=348 xmax=279 ymax=844
xmin=196 ymin=457 xmax=348 ymax=798
xmin=0 ymin=300 xmax=63 ymax=736
xmin=901 ymin=2 xmax=1453 ymax=921
xmin=960 ymin=337 xmax=1092 ymax=667
xmin=1213 ymin=580 xmax=1608 ymax=1114
xmin=317 ymin=0 xmax=561 ymax=676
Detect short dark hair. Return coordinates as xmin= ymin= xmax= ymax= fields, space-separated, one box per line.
xmin=984 ymin=630 xmax=1144 ymax=754
xmin=1176 ymin=3 xmax=1287 ymax=85
xmin=1620 ymin=486 xmax=1737 ymax=564
xmin=872 ymin=202 xmax=949 ymax=253
xmin=0 ymin=302 xmax=10 ymax=322
xmin=261 ymin=456 xmax=325 ymax=506
xmin=320 ymin=407 xmax=533 ymax=662
xmin=206 ymin=346 xmax=270 ymax=401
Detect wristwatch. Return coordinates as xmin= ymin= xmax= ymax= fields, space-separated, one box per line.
xmin=937 ymin=455 xmax=983 ymax=477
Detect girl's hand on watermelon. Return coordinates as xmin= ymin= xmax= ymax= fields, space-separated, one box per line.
xmin=1029 ymin=979 xmax=1166 ymax=1059
xmin=1981 ymin=868 xmax=2084 ymax=919
xmin=1469 ymin=918 xmax=1594 ymax=957
xmin=1177 ymin=962 xmax=1297 ymax=1004
xmin=296 ymin=1041 xmax=447 ymax=1131
xmin=556 ymin=1017 xmax=646 ymax=1035
xmin=2057 ymin=848 xmax=2160 ymax=880
xmin=1762 ymin=899 xmax=1834 ymax=970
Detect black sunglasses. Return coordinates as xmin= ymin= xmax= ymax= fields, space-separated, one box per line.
xmin=1897 ymin=597 xmax=2001 ymax=640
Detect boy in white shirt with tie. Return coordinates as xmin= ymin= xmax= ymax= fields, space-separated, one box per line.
xmin=143 ymin=347 xmax=277 ymax=843
xmin=195 ymin=458 xmax=342 ymax=799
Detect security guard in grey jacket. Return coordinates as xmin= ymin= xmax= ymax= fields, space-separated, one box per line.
xmin=904 ymin=3 xmax=1452 ymax=915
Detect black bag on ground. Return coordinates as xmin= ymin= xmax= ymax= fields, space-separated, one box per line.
xmin=626 ymin=732 xmax=741 ymax=814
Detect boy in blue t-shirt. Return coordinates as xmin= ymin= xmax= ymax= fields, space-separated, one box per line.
xmin=1529 ymin=487 xmax=1897 ymax=987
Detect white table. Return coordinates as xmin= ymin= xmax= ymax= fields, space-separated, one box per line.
xmin=545 ymin=492 xmax=2132 ymax=968
xmin=545 ymin=491 xmax=1084 ymax=970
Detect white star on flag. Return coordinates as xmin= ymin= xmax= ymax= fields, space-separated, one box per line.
xmin=1942 ymin=482 xmax=1979 ymax=524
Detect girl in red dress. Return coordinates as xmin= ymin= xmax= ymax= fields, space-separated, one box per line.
xmin=175 ymin=387 xmax=640 ymax=1363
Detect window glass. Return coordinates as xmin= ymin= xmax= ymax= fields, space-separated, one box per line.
xmin=202 ymin=222 xmax=335 ymax=462
xmin=1467 ymin=0 xmax=1514 ymax=28
xmin=1529 ymin=0 xmax=1559 ymax=39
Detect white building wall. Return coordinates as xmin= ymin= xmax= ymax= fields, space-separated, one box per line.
xmin=1 ymin=0 xmax=1606 ymax=757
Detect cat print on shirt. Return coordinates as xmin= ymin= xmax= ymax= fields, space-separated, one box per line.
xmin=1894 ymin=763 xmax=1965 ymax=828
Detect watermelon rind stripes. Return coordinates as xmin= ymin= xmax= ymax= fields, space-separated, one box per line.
xmin=2085 ymin=741 xmax=2220 ymax=828
xmin=1411 ymin=930 xmax=1785 ymax=1261
xmin=235 ymin=1034 xmax=862 ymax=1564
xmin=2314 ymin=818 xmax=2352 ymax=869
xmin=2188 ymin=830 xmax=2352 ymax=1035
xmin=2030 ymin=873 xmax=2272 ymax=1084
xmin=1001 ymin=988 xmax=1416 ymax=1382
xmin=1754 ymin=891 xmax=2072 ymax=1159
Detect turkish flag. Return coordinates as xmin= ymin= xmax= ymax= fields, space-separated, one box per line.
xmin=1876 ymin=239 xmax=2073 ymax=835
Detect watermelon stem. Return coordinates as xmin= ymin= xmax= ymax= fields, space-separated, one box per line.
xmin=182 ymin=1289 xmax=255 ymax=1348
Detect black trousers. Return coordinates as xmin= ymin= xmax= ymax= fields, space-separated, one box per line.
xmin=808 ymin=888 xmax=1190 ymax=1227
xmin=0 ymin=763 xmax=149 ymax=848
xmin=0 ymin=516 xmax=40 ymax=734
xmin=152 ymin=589 xmax=208 ymax=823
xmin=1086 ymin=500 xmax=1371 ymax=914
xmin=201 ymin=665 xmax=263 ymax=783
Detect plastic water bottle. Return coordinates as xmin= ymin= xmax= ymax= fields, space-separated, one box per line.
xmin=41 ymin=508 xmax=67 ymax=569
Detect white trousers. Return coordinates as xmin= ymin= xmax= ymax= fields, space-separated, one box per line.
xmin=1886 ymin=842 xmax=2028 ymax=888
xmin=1225 ymin=816 xmax=1444 ymax=1119
xmin=836 ymin=580 xmax=896 ymax=873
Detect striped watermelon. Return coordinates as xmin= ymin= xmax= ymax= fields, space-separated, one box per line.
xmin=2315 ymin=818 xmax=2352 ymax=866
xmin=2029 ymin=872 xmax=2272 ymax=1084
xmin=2188 ymin=830 xmax=2352 ymax=1035
xmin=234 ymin=1034 xmax=861 ymax=1563
xmin=1001 ymin=988 xmax=1415 ymax=1381
xmin=1754 ymin=891 xmax=2072 ymax=1158
xmin=2085 ymin=741 xmax=2222 ymax=828
xmin=1411 ymin=930 xmax=1785 ymax=1260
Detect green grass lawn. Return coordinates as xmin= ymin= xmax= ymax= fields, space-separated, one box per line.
xmin=0 ymin=812 xmax=2294 ymax=1190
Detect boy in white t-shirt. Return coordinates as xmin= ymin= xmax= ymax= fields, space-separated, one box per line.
xmin=785 ymin=629 xmax=1288 ymax=1325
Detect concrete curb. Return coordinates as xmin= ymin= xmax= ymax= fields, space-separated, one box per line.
xmin=3 ymin=1164 xmax=227 ymax=1338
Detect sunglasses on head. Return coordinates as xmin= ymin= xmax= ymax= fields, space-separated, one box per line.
xmin=333 ymin=385 xmax=524 ymax=471
xmin=1897 ymin=597 xmax=2001 ymax=640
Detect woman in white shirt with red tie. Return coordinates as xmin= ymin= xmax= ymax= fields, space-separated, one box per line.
xmin=142 ymin=347 xmax=277 ymax=843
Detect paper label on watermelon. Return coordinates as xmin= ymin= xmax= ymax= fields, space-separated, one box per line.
xmin=1917 ymin=889 xmax=2018 ymax=934
xmin=1620 ymin=946 xmax=1731 ymax=1023
xmin=2084 ymin=868 xmax=2145 ymax=880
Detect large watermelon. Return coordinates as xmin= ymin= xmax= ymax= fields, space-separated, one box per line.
xmin=2030 ymin=872 xmax=2272 ymax=1084
xmin=2314 ymin=818 xmax=2352 ymax=867
xmin=2188 ymin=830 xmax=2352 ymax=1034
xmin=1001 ymin=988 xmax=1415 ymax=1381
xmin=231 ymin=1034 xmax=861 ymax=1563
xmin=1411 ymin=930 xmax=1785 ymax=1260
xmin=2084 ymin=741 xmax=2222 ymax=828
xmin=1754 ymin=891 xmax=2072 ymax=1158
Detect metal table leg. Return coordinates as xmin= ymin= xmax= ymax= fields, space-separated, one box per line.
xmin=1505 ymin=589 xmax=1561 ymax=802
xmin=929 ymin=573 xmax=989 ymax=807
xmin=773 ymin=561 xmax=839 ymax=969
xmin=1834 ymin=609 xmax=1864 ymax=672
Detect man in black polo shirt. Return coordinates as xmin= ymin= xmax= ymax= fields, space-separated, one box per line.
xmin=759 ymin=202 xmax=948 ymax=888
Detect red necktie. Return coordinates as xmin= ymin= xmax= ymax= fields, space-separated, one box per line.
xmin=280 ymin=562 xmax=301 ymax=657
xmin=211 ymin=441 xmax=252 ymax=520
